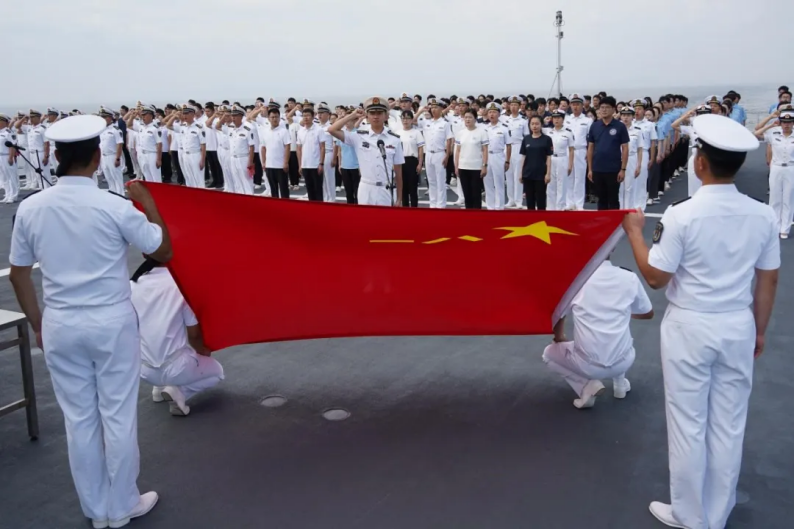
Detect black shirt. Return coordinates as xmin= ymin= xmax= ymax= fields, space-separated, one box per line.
xmin=519 ymin=134 xmax=553 ymax=181
xmin=587 ymin=118 xmax=629 ymax=173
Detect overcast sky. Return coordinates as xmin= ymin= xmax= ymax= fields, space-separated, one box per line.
xmin=5 ymin=0 xmax=788 ymax=108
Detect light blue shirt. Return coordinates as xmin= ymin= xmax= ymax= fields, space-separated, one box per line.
xmin=730 ymin=105 xmax=746 ymax=124
xmin=335 ymin=136 xmax=359 ymax=169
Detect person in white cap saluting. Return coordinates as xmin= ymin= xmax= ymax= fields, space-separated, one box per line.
xmin=622 ymin=114 xmax=780 ymax=529
xmin=671 ymin=104 xmax=713 ymax=198
xmin=163 ymin=103 xmax=206 ymax=188
xmin=126 ymin=104 xmax=163 ymax=183
xmin=482 ymin=101 xmax=510 ymax=210
xmin=563 ymin=93 xmax=593 ymax=209
xmin=14 ymin=109 xmax=52 ymax=190
xmin=0 ymin=113 xmax=20 ymax=203
xmin=98 ymin=107 xmax=126 ymax=195
xmin=8 ymin=115 xmax=172 ymax=529
xmin=327 ymin=96 xmax=404 ymax=206
xmin=755 ymin=105 xmax=794 ymax=239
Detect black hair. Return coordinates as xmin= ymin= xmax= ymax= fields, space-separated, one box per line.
xmin=536 ymin=98 xmax=547 ymax=106
xmin=222 ymin=100 xmax=230 ymax=105
xmin=155 ymin=108 xmax=165 ymax=117
xmin=412 ymin=101 xmax=419 ymax=112
xmin=256 ymin=97 xmax=265 ymax=103
xmin=584 ymin=95 xmax=591 ymax=100
xmin=600 ymin=96 xmax=617 ymax=108
xmin=120 ymin=105 xmax=129 ymax=112
xmin=414 ymin=94 xmax=422 ymax=100
xmin=401 ymin=109 xmax=414 ymax=120
xmin=267 ymin=107 xmax=280 ymax=116
xmin=288 ymin=97 xmax=296 ymax=103
xmin=529 ymin=115 xmax=544 ymax=129
xmin=463 ymin=108 xmax=477 ymax=119
xmin=130 ymin=257 xmax=165 ymax=282
xmin=54 ymin=137 xmax=100 ymax=177
xmin=697 ymin=142 xmax=746 ymax=179
xmin=780 ymin=91 xmax=792 ymax=99
xmin=526 ymin=94 xmax=535 ymax=101
xmin=528 ymin=101 xmax=539 ymax=112
xmin=548 ymin=97 xmax=560 ymax=105
xmin=559 ymin=97 xmax=569 ymax=104
xmin=779 ymin=85 xmax=789 ymax=92
xmin=303 ymin=108 xmax=315 ymax=117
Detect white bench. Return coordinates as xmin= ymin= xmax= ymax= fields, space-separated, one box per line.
xmin=0 ymin=309 xmax=38 ymax=440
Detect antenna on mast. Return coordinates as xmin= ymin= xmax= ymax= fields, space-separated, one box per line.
xmin=554 ymin=11 xmax=564 ymax=98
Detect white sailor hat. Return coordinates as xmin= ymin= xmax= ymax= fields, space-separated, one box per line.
xmin=98 ymin=106 xmax=116 ymax=118
xmin=704 ymin=95 xmax=721 ymax=105
xmin=619 ymin=106 xmax=635 ymax=115
xmin=47 ymin=107 xmax=59 ymax=116
xmin=694 ymin=104 xmax=711 ymax=115
xmin=267 ymin=98 xmax=280 ymax=109
xmin=45 ymin=115 xmax=106 ymax=144
xmin=427 ymin=97 xmax=439 ymax=107
xmin=780 ymin=108 xmax=794 ymax=122
xmin=181 ymin=104 xmax=196 ymax=113
xmin=552 ymin=108 xmax=568 ymax=117
xmin=29 ymin=109 xmax=42 ymax=117
xmin=363 ymin=96 xmax=388 ymax=112
xmin=569 ymin=93 xmax=584 ymax=103
xmin=399 ymin=92 xmax=412 ymax=102
xmin=317 ymin=102 xmax=331 ymax=113
xmin=631 ymin=99 xmax=646 ymax=108
xmin=0 ymin=113 xmax=10 ymax=123
xmin=140 ymin=104 xmax=156 ymax=115
xmin=692 ymin=114 xmax=759 ymax=153
xmin=229 ymin=105 xmax=245 ymax=116
xmin=485 ymin=102 xmax=502 ymax=112
xmin=507 ymin=95 xmax=521 ymax=105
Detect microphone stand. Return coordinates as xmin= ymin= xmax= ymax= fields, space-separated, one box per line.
xmin=12 ymin=146 xmax=52 ymax=189
xmin=379 ymin=153 xmax=394 ymax=207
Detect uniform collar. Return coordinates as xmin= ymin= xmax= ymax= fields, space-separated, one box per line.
xmin=697 ymin=183 xmax=738 ymax=194
xmin=56 ymin=176 xmax=98 ymax=187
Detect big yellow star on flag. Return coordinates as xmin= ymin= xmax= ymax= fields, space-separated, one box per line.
xmin=494 ymin=221 xmax=577 ymax=244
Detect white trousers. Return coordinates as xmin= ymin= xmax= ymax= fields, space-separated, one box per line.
xmin=138 ymin=152 xmax=162 ymax=183
xmin=769 ymin=165 xmax=794 ymax=235
xmin=100 ymin=155 xmax=125 ymax=195
xmin=322 ymin=151 xmax=335 ymax=201
xmin=547 ymin=155 xmax=569 ymax=210
xmin=634 ymin=157 xmax=650 ymax=210
xmin=231 ymin=156 xmax=254 ymax=195
xmin=182 ymin=152 xmax=205 ymax=189
xmin=619 ymin=154 xmax=638 ymax=210
xmin=358 ymin=181 xmax=391 ymax=206
xmin=141 ymin=348 xmax=224 ymax=401
xmin=219 ymin=149 xmax=234 ymax=193
xmin=661 ymin=305 xmax=754 ymax=530
xmin=687 ymin=149 xmax=701 ymax=198
xmin=483 ymin=153 xmax=506 ymax=210
xmin=426 ymin=152 xmax=447 ymax=208
xmin=1 ymin=158 xmax=19 ymax=202
xmin=42 ymin=302 xmax=142 ymax=522
xmin=507 ymin=146 xmax=523 ymax=207
xmin=25 ymin=149 xmax=49 ymax=189
xmin=542 ymin=341 xmax=635 ymax=398
xmin=568 ymin=148 xmax=588 ymax=209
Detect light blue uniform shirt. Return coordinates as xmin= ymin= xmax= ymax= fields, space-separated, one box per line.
xmin=335 ymin=136 xmax=359 ymax=169
xmin=730 ymin=105 xmax=746 ymax=124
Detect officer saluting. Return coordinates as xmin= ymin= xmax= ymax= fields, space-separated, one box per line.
xmin=328 ymin=96 xmax=404 ymax=206
xmin=8 ymin=115 xmax=173 ymax=529
xmin=622 ymin=115 xmax=780 ymax=529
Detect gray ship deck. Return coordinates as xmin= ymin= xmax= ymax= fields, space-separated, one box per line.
xmin=1 ymin=149 xmax=792 ymax=528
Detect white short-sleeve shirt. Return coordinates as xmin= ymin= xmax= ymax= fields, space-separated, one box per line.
xmin=260 ymin=125 xmax=291 ymax=168
xmin=649 ymin=184 xmax=780 ymax=312
xmin=297 ymin=123 xmax=325 ymax=168
xmin=455 ymin=126 xmax=489 ymax=170
xmin=342 ymin=128 xmax=405 ymax=184
xmin=397 ymin=128 xmax=425 ymax=158
xmin=571 ymin=261 xmax=652 ymax=367
xmin=99 ymin=125 xmax=123 ymax=156
xmin=10 ymin=177 xmax=163 ymax=309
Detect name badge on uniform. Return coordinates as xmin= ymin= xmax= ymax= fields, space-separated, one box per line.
xmin=653 ymin=221 xmax=664 ymax=243
xmin=609 ymin=129 xmax=617 ymax=136
xmin=362 ymin=141 xmax=370 ymax=148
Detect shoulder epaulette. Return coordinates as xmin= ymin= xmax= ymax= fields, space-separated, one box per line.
xmin=243 ymin=125 xmax=251 ymax=131
xmin=619 ymin=266 xmax=633 ymax=272
xmin=502 ymin=123 xmax=508 ymax=128
xmin=108 ymin=191 xmax=130 ymax=201
xmin=565 ymin=128 xmax=572 ymax=132
xmin=387 ymin=130 xmax=400 ymax=138
xmin=672 ymin=196 xmax=691 ymax=206
xmin=633 ymin=126 xmax=642 ymax=130
xmin=772 ymin=131 xmax=782 ymax=135
xmin=195 ymin=123 xmax=203 ymax=128
xmin=356 ymin=129 xmax=367 ymax=135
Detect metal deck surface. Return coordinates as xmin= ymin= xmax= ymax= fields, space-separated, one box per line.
xmin=1 ymin=149 xmax=792 ymax=528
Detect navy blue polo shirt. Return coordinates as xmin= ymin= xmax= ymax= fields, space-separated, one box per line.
xmin=587 ymin=118 xmax=629 ymax=173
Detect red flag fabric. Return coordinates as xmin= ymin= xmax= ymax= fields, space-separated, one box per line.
xmin=137 ymin=184 xmax=626 ymax=351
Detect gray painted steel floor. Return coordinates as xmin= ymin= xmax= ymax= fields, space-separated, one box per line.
xmin=1 ymin=149 xmax=792 ymax=528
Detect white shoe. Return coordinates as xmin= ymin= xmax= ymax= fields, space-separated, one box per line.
xmin=152 ymin=386 xmax=165 ymax=403
xmin=780 ymin=233 xmax=788 ymax=240
xmin=453 ymin=200 xmax=464 ymax=206
xmin=648 ymin=502 xmax=685 ymax=529
xmin=92 ymin=520 xmax=108 ymax=529
xmin=505 ymin=201 xmax=515 ymax=208
xmin=161 ymin=386 xmax=190 ymax=416
xmin=573 ymin=380 xmax=605 ymax=409
xmin=335 ymin=186 xmax=342 ymax=192
xmin=664 ymin=182 xmax=671 ymax=191
xmin=449 ymin=178 xmax=457 ymax=187
xmin=613 ymin=378 xmax=631 ymax=399
xmin=646 ymin=198 xmax=654 ymax=206
xmin=109 ymin=491 xmax=159 ymax=529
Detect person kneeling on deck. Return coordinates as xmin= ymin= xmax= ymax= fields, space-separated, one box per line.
xmin=130 ymin=257 xmax=224 ymax=416
xmin=542 ymin=258 xmax=653 ymax=409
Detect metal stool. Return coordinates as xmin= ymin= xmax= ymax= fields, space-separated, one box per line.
xmin=0 ymin=309 xmax=39 ymax=440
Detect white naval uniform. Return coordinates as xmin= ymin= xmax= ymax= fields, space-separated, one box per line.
xmin=20 ymin=122 xmax=52 ymax=189
xmin=215 ymin=122 xmax=233 ymax=193
xmin=174 ymin=121 xmax=206 ymax=188
xmin=505 ymin=115 xmax=529 ymax=208
xmin=99 ymin=124 xmax=125 ymax=195
xmin=563 ymin=113 xmax=593 ymax=209
xmin=483 ymin=122 xmax=509 ymax=210
xmin=422 ymin=118 xmax=453 ymax=208
xmin=127 ymin=120 xmax=142 ymax=178
xmin=450 ymin=117 xmax=466 ymax=203
xmin=318 ymin=121 xmax=335 ymax=202
xmin=633 ymin=118 xmax=656 ymax=209
xmin=543 ymin=260 xmax=651 ymax=397
xmin=10 ymin=177 xmax=163 ymax=522
xmin=228 ymin=124 xmax=255 ymax=195
xmin=0 ymin=127 xmax=20 ymax=202
xmin=132 ymin=122 xmax=162 ymax=183
xmin=131 ymin=268 xmax=224 ymax=404
xmin=679 ymin=124 xmax=701 ymax=198
xmin=619 ymin=125 xmax=644 ymax=209
xmin=546 ymin=127 xmax=574 ymax=210
xmin=765 ymin=127 xmax=794 ymax=236
xmin=649 ymin=185 xmax=780 ymax=529
xmin=342 ymin=128 xmax=405 ymax=206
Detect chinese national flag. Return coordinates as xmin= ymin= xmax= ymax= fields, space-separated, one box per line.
xmin=137 ymin=184 xmax=626 ymax=351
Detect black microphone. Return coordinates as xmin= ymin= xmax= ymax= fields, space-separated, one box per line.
xmin=376 ymin=139 xmax=386 ymax=159
xmin=4 ymin=140 xmax=25 ymax=151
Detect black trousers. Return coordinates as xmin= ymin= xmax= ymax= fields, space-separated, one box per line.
xmin=335 ymin=166 xmax=342 ymax=188
xmin=303 ymin=168 xmax=323 ymax=201
xmin=253 ymin=153 xmax=263 ymax=186
xmin=170 ymin=150 xmax=185 ymax=185
xmin=402 ymin=156 xmax=419 ymax=207
xmin=593 ymin=171 xmax=620 ymax=210
xmin=446 ymin=156 xmax=455 ymax=185
xmin=523 ymin=179 xmax=546 ymax=210
xmin=288 ymin=152 xmax=300 ymax=186
xmin=459 ymin=169 xmax=483 ymax=209
xmin=340 ymin=168 xmax=360 ymax=204
xmin=648 ymin=160 xmax=661 ymax=200
xmin=205 ymin=150 xmax=224 ymax=188
xmin=161 ymin=152 xmax=173 ymax=183
xmin=265 ymin=168 xmax=289 ymax=198
xmin=122 ymin=144 xmax=134 ymax=175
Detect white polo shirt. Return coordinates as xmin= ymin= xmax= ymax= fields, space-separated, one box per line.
xmin=10 ymin=177 xmax=163 ymax=309
xmin=397 ymin=128 xmax=425 ymax=158
xmin=130 ymin=267 xmax=197 ymax=368
xmin=260 ymin=125 xmax=291 ymax=168
xmin=570 ymin=260 xmax=652 ymax=367
xmin=649 ymin=184 xmax=780 ymax=312
xmin=297 ymin=123 xmax=325 ymax=168
xmin=455 ymin=126 xmax=489 ymax=170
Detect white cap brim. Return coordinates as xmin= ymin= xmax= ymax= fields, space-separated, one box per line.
xmin=692 ymin=114 xmax=759 ymax=152
xmin=45 ymin=115 xmax=106 ymax=143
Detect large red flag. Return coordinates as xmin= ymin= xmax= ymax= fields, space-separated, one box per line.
xmin=137 ymin=184 xmax=626 ymax=351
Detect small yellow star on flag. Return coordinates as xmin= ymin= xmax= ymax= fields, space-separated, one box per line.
xmin=494 ymin=221 xmax=577 ymax=244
